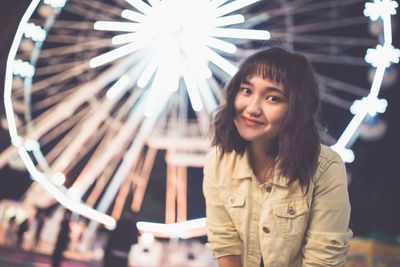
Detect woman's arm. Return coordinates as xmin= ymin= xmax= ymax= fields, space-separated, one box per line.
xmin=302 ymin=151 xmax=353 ymax=267
xmin=218 ymin=255 xmax=242 ymax=267
xmin=203 ymin=149 xmax=242 ymax=262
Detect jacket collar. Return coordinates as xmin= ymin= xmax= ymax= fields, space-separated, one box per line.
xmin=231 ymin=148 xmax=290 ymax=187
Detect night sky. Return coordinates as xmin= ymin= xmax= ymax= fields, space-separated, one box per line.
xmin=0 ymin=0 xmax=399 ymax=238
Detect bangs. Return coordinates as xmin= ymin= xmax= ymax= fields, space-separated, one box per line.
xmin=238 ymin=54 xmax=288 ymax=86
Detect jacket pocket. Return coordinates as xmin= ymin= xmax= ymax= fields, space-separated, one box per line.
xmin=272 ymin=197 xmax=309 ymax=239
xmin=220 ymin=190 xmax=246 ymax=227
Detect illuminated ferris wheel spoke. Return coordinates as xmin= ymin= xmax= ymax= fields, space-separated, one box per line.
xmin=34 ymin=60 xmax=89 ymax=76
xmin=197 ymin=77 xmax=218 ymax=113
xmin=180 ymin=43 xmax=212 ymax=79
xmin=205 ymin=46 xmax=237 ymax=76
xmin=210 ymin=0 xmax=229 ymax=9
xmin=182 ymin=70 xmax=204 ymax=113
xmin=94 ymin=21 xmax=141 ymax=32
xmin=36 ymin=39 xmax=112 ymax=59
xmin=30 ymin=62 xmax=91 ymax=93
xmin=28 ymin=55 xmax=141 ymax=141
xmin=125 ymin=0 xmax=152 ymax=15
xmin=321 ymin=92 xmax=353 ymax=110
xmin=283 ymin=17 xmax=369 ymax=34
xmin=89 ymin=40 xmax=149 ymax=68
xmin=71 ymin=96 xmax=147 ymax=196
xmin=318 ymin=74 xmax=369 ymax=97
xmin=302 ymin=52 xmax=367 ymax=66
xmin=81 ymin=90 xmax=174 ymax=244
xmin=76 ymin=91 xmax=145 ymax=203
xmin=213 ymin=14 xmax=245 ymax=27
xmin=45 ymin=117 xmax=108 ymax=172
xmin=121 ymin=9 xmax=147 ymax=23
xmin=211 ymin=28 xmax=270 ymax=40
xmin=112 ymin=32 xmax=141 ymax=45
xmin=263 ymin=0 xmax=364 ymax=18
xmin=215 ymin=0 xmax=261 ymax=17
xmin=48 ymin=94 xmax=125 ymax=175
xmin=205 ymin=37 xmax=237 ymax=53
xmin=271 ymin=32 xmax=378 ymax=47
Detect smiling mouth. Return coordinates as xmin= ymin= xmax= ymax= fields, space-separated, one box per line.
xmin=242 ymin=116 xmax=264 ymax=126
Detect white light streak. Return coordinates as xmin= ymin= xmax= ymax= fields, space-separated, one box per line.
xmin=144 ymin=63 xmax=171 ymax=116
xmin=137 ymin=217 xmax=206 ymax=238
xmin=89 ymin=41 xmax=148 ymax=68
xmin=121 ymin=9 xmax=147 ymax=22
xmin=180 ymin=44 xmax=212 ymax=78
xmin=211 ymin=28 xmax=270 ymax=40
xmin=214 ymin=14 xmax=245 ymax=27
xmin=137 ymin=51 xmax=160 ymax=88
xmin=205 ymin=47 xmax=238 ymax=76
xmin=215 ymin=0 xmax=260 ymax=17
xmin=125 ymin=0 xmax=152 ymax=15
xmin=112 ymin=33 xmax=141 ymax=45
xmin=205 ymin=37 xmax=237 ymax=53
xmin=94 ymin=21 xmax=141 ymax=32
xmin=209 ymin=0 xmax=229 ymax=9
xmin=106 ymin=75 xmax=130 ymax=99
xmin=198 ymin=78 xmax=218 ymax=112
xmin=183 ymin=70 xmax=204 ymax=112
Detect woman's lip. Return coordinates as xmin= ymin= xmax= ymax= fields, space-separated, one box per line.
xmin=242 ymin=116 xmax=264 ymax=126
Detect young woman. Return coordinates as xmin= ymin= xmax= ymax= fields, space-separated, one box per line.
xmin=203 ymin=47 xmax=352 ymax=267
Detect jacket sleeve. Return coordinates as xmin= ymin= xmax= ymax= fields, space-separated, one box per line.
xmin=203 ymin=149 xmax=242 ymax=259
xmin=302 ymin=152 xmax=353 ymax=267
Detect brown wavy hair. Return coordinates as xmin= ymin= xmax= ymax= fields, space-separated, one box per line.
xmin=211 ymin=47 xmax=321 ymax=187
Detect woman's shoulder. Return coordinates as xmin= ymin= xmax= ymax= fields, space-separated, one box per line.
xmin=318 ymin=144 xmax=343 ymax=165
xmin=314 ymin=144 xmax=346 ymax=180
xmin=204 ymin=146 xmax=247 ymax=175
xmin=205 ymin=146 xmax=239 ymax=163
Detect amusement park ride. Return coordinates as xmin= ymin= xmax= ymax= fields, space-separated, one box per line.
xmin=0 ymin=0 xmax=398 ymax=251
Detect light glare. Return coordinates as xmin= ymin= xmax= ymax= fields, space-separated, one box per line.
xmin=106 ymin=75 xmax=130 ymax=99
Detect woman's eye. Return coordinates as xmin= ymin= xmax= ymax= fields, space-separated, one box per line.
xmin=241 ymin=88 xmax=251 ymax=95
xmin=266 ymin=96 xmax=280 ymax=102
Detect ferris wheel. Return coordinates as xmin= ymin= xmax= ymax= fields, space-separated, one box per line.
xmin=2 ymin=0 xmax=399 ymax=247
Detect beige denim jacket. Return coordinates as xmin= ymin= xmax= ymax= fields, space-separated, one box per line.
xmin=203 ymin=145 xmax=352 ymax=267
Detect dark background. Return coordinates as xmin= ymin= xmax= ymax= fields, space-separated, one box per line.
xmin=0 ymin=0 xmax=399 ymax=239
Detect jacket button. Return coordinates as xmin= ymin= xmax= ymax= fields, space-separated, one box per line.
xmin=330 ymin=240 xmax=340 ymax=245
xmin=262 ymin=226 xmax=270 ymax=233
xmin=229 ymin=197 xmax=235 ymax=204
xmin=265 ymin=186 xmax=272 ymax=193
xmin=288 ymin=207 xmax=296 ymax=215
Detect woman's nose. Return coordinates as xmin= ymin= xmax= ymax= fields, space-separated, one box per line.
xmin=246 ymin=96 xmax=262 ymax=116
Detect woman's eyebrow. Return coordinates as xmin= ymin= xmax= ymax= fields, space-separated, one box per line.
xmin=240 ymin=80 xmax=285 ymax=94
xmin=264 ymin=87 xmax=285 ymax=95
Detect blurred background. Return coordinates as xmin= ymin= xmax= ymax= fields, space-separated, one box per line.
xmin=0 ymin=0 xmax=399 ymax=266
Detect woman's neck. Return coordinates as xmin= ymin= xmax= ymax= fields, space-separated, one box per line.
xmin=249 ymin=141 xmax=277 ymax=182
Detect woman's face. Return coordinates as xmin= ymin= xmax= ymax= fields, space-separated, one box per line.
xmin=233 ymin=75 xmax=289 ymax=147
